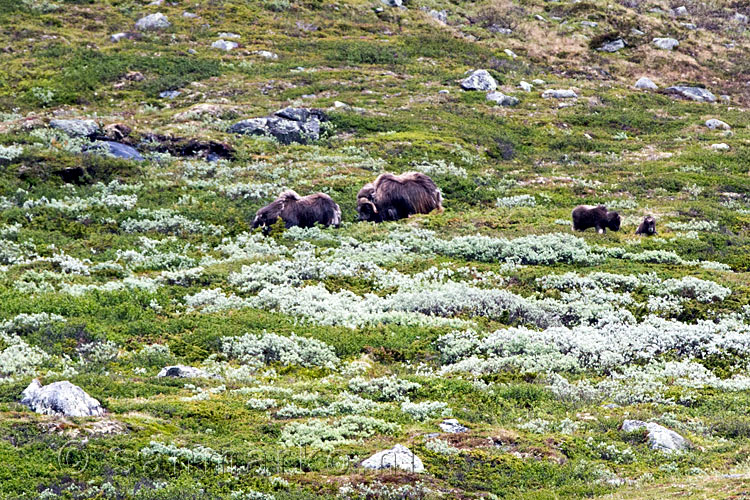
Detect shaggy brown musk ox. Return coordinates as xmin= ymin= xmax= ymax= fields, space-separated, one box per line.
xmin=357 ymin=172 xmax=443 ymax=222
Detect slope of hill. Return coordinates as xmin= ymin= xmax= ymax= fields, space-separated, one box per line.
xmin=0 ymin=0 xmax=749 ymax=498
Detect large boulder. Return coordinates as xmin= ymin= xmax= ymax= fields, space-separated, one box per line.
xmin=461 ymin=70 xmax=497 ymax=91
xmin=664 ymin=86 xmax=717 ymax=103
xmin=229 ymin=108 xmax=326 ymax=145
xmin=21 ymin=380 xmax=105 ymax=417
xmin=622 ymin=420 xmax=688 ymax=453
xmin=361 ymin=444 xmax=424 ymax=473
xmin=49 ymin=119 xmax=100 ymax=138
xmin=135 ymin=13 xmax=170 ymax=31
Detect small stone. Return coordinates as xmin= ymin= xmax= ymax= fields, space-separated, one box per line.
xmin=110 ymin=32 xmax=128 ymax=42
xmin=653 ymin=37 xmax=679 ymax=50
xmin=361 ymin=444 xmax=424 ymax=473
xmin=519 ymin=81 xmax=532 ymax=92
xmin=157 ymin=365 xmax=212 ymax=378
xmin=634 ymin=77 xmax=658 ymax=90
xmin=705 ymin=119 xmax=730 ymax=130
xmin=672 ymin=6 xmax=688 ymax=17
xmin=601 ymin=403 xmax=620 ymax=409
xmin=488 ymin=25 xmax=512 ymax=35
xmin=532 ymin=79 xmax=546 ymax=85
xmin=135 ymin=13 xmax=170 ymax=31
xmin=183 ymin=11 xmax=198 ymax=18
xmin=212 ymin=39 xmax=238 ymax=51
xmin=187 ymin=49 xmax=197 ymax=55
xmin=631 ymin=28 xmax=645 ymax=36
xmin=428 ymin=9 xmax=447 ymax=23
xmin=542 ymin=89 xmax=577 ymax=99
xmin=460 ymin=69 xmax=497 ymax=91
xmin=664 ymin=86 xmax=716 ymax=103
xmin=438 ymin=89 xmax=449 ymax=94
xmin=218 ymin=32 xmax=241 ymax=39
xmin=681 ymin=23 xmax=697 ymax=30
xmin=580 ymin=21 xmax=598 ymax=27
xmin=504 ymin=48 xmax=517 ymax=59
xmin=711 ymin=143 xmax=730 ymax=151
xmin=622 ymin=420 xmax=688 ymax=453
xmin=598 ymin=38 xmax=625 ymax=52
xmin=49 ymin=119 xmax=100 ymax=138
xmin=332 ymin=101 xmax=349 ymax=109
xmin=21 ymin=380 xmax=105 ymax=417
xmin=720 ymin=95 xmax=731 ymax=103
xmin=735 ymin=13 xmax=748 ymax=24
xmin=486 ymin=91 xmax=519 ymax=106
xmin=439 ymin=418 xmax=468 ymax=433
xmin=535 ymin=14 xmax=546 ymax=22
xmin=159 ymin=90 xmax=181 ymax=99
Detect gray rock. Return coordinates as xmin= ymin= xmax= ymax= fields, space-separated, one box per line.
xmin=212 ymin=39 xmax=238 ymax=51
xmin=183 ymin=11 xmax=198 ymax=18
xmin=711 ymin=143 xmax=730 ymax=151
xmin=622 ymin=420 xmax=688 ymax=453
xmin=49 ymin=119 xmax=100 ymax=138
xmin=635 ymin=77 xmax=658 ymax=90
xmin=135 ymin=13 xmax=170 ymax=31
xmin=488 ymin=25 xmax=512 ymax=35
xmin=438 ymin=89 xmax=450 ymax=94
xmin=461 ymin=69 xmax=497 ymax=91
xmin=361 ymin=444 xmax=424 ymax=473
xmin=705 ymin=119 xmax=730 ymax=130
xmin=218 ymin=32 xmax=240 ymax=39
xmin=653 ymin=37 xmax=679 ymax=50
xmin=381 ymin=0 xmax=403 ymax=6
xmin=672 ymin=6 xmax=688 ymax=17
xmin=532 ymin=79 xmax=546 ymax=85
xmin=21 ymin=380 xmax=105 ymax=417
xmin=598 ymin=38 xmax=625 ymax=52
xmin=229 ymin=108 xmax=325 ymax=145
xmin=159 ymin=90 xmax=181 ymax=99
xmin=664 ymin=86 xmax=716 ymax=103
xmin=519 ymin=81 xmax=532 ymax=92
xmin=601 ymin=403 xmax=620 ymax=409
xmin=486 ymin=91 xmax=519 ymax=106
xmin=631 ymin=28 xmax=646 ymax=36
xmin=439 ymin=418 xmax=468 ymax=433
xmin=85 ymin=141 xmax=144 ymax=161
xmin=735 ymin=13 xmax=749 ymax=24
xmin=157 ymin=365 xmax=211 ymax=378
xmin=580 ymin=21 xmax=598 ymax=27
xmin=542 ymin=89 xmax=577 ymax=99
xmin=681 ymin=23 xmax=697 ymax=30
xmin=428 ymin=9 xmax=447 ymax=23
xmin=110 ymin=32 xmax=128 ymax=42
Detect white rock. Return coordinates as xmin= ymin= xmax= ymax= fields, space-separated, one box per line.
xmin=135 ymin=13 xmax=170 ymax=31
xmin=631 ymin=28 xmax=645 ymax=36
xmin=542 ymin=89 xmax=577 ymax=99
xmin=672 ymin=6 xmax=689 ymax=17
xmin=705 ymin=119 xmax=730 ymax=130
xmin=254 ymin=50 xmax=279 ymax=60
xmin=735 ymin=13 xmax=748 ymax=24
xmin=439 ymin=418 xmax=468 ymax=433
xmin=504 ymin=48 xmax=517 ymax=59
xmin=183 ymin=11 xmax=198 ymax=18
xmin=460 ymin=69 xmax=497 ymax=91
xmin=110 ymin=32 xmax=128 ymax=42
xmin=598 ymin=39 xmax=625 ymax=52
xmin=21 ymin=380 xmax=105 ymax=417
xmin=519 ymin=81 xmax=532 ymax=92
xmin=711 ymin=143 xmax=730 ymax=151
xmin=580 ymin=21 xmax=598 ymax=27
xmin=157 ymin=365 xmax=212 ymax=378
xmin=532 ymin=79 xmax=546 ymax=85
xmin=438 ymin=89 xmax=449 ymax=94
xmin=653 ymin=37 xmax=679 ymax=50
xmin=212 ymin=39 xmax=238 ymax=51
xmin=622 ymin=420 xmax=688 ymax=453
xmin=361 ymin=444 xmax=424 ymax=472
xmin=635 ymin=77 xmax=658 ymax=90
xmin=218 ymin=32 xmax=241 ymax=39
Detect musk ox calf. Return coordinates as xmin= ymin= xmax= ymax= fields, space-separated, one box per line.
xmin=636 ymin=215 xmax=657 ymax=236
xmin=571 ymin=205 xmax=621 ymax=234
xmin=252 ymin=190 xmax=341 ymax=232
xmin=357 ymin=172 xmax=443 ymax=222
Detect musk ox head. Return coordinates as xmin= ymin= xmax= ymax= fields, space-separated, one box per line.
xmin=356 ymin=183 xmax=379 ymax=222
xmin=636 ymin=215 xmax=656 ymax=235
xmin=252 ymin=194 xmax=292 ymax=230
xmin=606 ymin=211 xmax=621 ymax=231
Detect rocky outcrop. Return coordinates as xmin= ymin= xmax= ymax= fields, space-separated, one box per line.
xmin=21 ymin=380 xmax=105 ymax=417
xmin=229 ymin=107 xmax=327 ymax=145
xmin=361 ymin=444 xmax=424 ymax=472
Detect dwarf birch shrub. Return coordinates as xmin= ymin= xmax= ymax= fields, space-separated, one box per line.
xmin=280 ymin=416 xmax=399 ymax=451
xmin=348 ymin=376 xmax=421 ymax=402
xmin=425 ymin=438 xmax=460 ymax=455
xmin=221 ymin=332 xmax=338 ymax=369
xmin=401 ymin=400 xmax=451 ymax=421
xmin=140 ymin=441 xmax=223 ymax=465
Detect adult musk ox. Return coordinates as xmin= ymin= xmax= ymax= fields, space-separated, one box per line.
xmin=357 ymin=172 xmax=443 ymax=222
xmin=571 ymin=205 xmax=621 ymax=234
xmin=252 ymin=190 xmax=341 ymax=232
xmin=636 ymin=215 xmax=657 ymax=236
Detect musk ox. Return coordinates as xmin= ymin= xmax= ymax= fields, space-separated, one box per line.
xmin=636 ymin=215 xmax=657 ymax=236
xmin=252 ymin=190 xmax=341 ymax=232
xmin=357 ymin=172 xmax=443 ymax=222
xmin=571 ymin=205 xmax=621 ymax=234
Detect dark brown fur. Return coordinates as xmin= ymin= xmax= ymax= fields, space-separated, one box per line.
xmin=571 ymin=205 xmax=621 ymax=233
xmin=635 ymin=215 xmax=656 ymax=236
xmin=252 ymin=190 xmax=341 ymax=232
xmin=357 ymin=172 xmax=443 ymax=222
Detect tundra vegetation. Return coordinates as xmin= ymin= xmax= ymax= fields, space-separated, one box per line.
xmin=0 ymin=0 xmax=749 ymax=499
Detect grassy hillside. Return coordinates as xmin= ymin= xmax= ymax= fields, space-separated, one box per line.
xmin=0 ymin=0 xmax=749 ymax=498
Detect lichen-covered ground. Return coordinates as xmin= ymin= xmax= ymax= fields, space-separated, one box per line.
xmin=0 ymin=0 xmax=749 ymax=498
